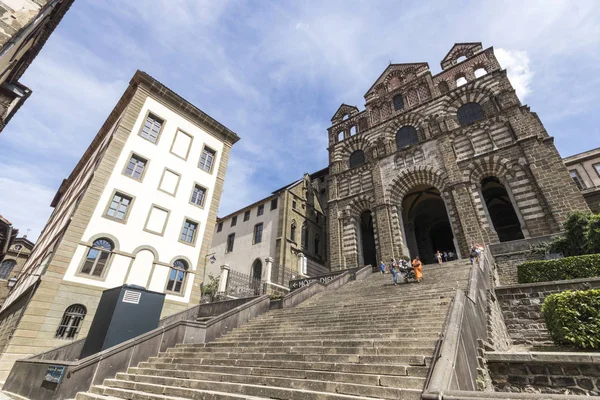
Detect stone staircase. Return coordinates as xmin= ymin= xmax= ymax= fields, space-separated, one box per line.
xmin=76 ymin=260 xmax=472 ymax=400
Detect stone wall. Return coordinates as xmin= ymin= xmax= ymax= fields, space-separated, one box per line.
xmin=495 ymin=277 xmax=600 ymax=346
xmin=487 ymin=352 xmax=600 ymax=396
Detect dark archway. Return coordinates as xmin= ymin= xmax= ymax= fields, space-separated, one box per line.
xmin=250 ymin=258 xmax=263 ymax=295
xmin=359 ymin=210 xmax=377 ymax=267
xmin=481 ymin=177 xmax=524 ymax=242
xmin=402 ymin=185 xmax=456 ymax=264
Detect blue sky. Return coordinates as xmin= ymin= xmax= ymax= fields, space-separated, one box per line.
xmin=1 ymin=0 xmax=599 ymax=241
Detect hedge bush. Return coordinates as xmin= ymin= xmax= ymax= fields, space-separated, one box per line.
xmin=517 ymin=253 xmax=600 ymax=284
xmin=542 ymin=289 xmax=600 ymax=349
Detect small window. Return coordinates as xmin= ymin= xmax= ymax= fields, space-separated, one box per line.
xmin=217 ymin=222 xmax=223 ymax=233
xmin=0 ymin=260 xmax=16 ymax=280
xmin=337 ymin=131 xmax=344 ymax=143
xmin=393 ymin=94 xmax=404 ymax=111
xmin=55 ymin=304 xmax=86 ymax=339
xmin=474 ymin=68 xmax=487 ymax=78
xmin=314 ymin=234 xmax=320 ymax=256
xmin=438 ymin=81 xmax=449 ymax=94
xmin=244 ymin=210 xmax=250 ymax=221
xmin=270 ymin=198 xmax=278 ymax=210
xmin=456 ymin=77 xmax=467 ymax=87
xmin=290 ymin=220 xmax=297 ymax=242
xmin=570 ymin=170 xmax=586 ymax=190
xmin=349 ymin=126 xmax=357 ymax=136
xmin=593 ymin=164 xmax=600 ymax=177
xmin=292 ymin=200 xmax=297 ymax=210
xmin=301 ymin=222 xmax=308 ymax=248
xmin=257 ymin=204 xmax=264 ymax=216
xmin=106 ymin=192 xmax=132 ymax=222
xmin=190 ymin=184 xmax=207 ymax=207
xmin=80 ymin=238 xmax=113 ymax=277
xmin=180 ymin=219 xmax=198 ymax=244
xmin=199 ymin=146 xmax=216 ymax=173
xmin=124 ymin=154 xmax=147 ymax=181
xmin=231 ymin=216 xmax=237 ymax=227
xmin=456 ymin=55 xmax=467 ymax=63
xmin=396 ymin=126 xmax=419 ymax=150
xmin=253 ymin=223 xmax=263 ymax=244
xmin=140 ymin=113 xmax=163 ymax=144
xmin=457 ymin=102 xmax=484 ymax=126
xmin=226 ymin=233 xmax=235 ymax=253
xmin=349 ymin=150 xmax=365 ymax=168
xmin=166 ymin=259 xmax=187 ymax=293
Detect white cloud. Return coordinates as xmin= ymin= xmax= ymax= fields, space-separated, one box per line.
xmin=495 ymin=48 xmax=534 ymax=100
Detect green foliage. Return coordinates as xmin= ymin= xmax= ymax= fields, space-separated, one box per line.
xmin=517 ymin=254 xmax=600 ymax=283
xmin=201 ymin=274 xmax=219 ymax=296
xmin=586 ymin=214 xmax=600 ymax=254
xmin=548 ymin=212 xmax=591 ymax=256
xmin=542 ymin=289 xmax=600 ymax=349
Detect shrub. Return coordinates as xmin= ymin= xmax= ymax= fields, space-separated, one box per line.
xmin=548 ymin=212 xmax=591 ymax=256
xmin=517 ymin=253 xmax=600 ymax=284
xmin=542 ymin=289 xmax=600 ymax=349
xmin=586 ymin=214 xmax=600 ymax=254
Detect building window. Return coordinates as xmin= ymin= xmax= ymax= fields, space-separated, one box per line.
xmin=253 ymin=223 xmax=263 ymax=244
xmin=199 ymin=146 xmax=216 ymax=173
xmin=396 ymin=126 xmax=419 ymax=150
xmin=257 ymin=204 xmax=264 ymax=216
xmin=301 ymin=222 xmax=308 ymax=248
xmin=217 ymin=222 xmax=223 ymax=232
xmin=349 ymin=150 xmax=365 ymax=168
xmin=271 ymin=198 xmax=278 ymax=210
xmin=474 ymin=68 xmax=487 ymax=78
xmin=80 ymin=238 xmax=113 ymax=277
xmin=106 ymin=192 xmax=133 ymax=222
xmin=166 ymin=259 xmax=187 ymax=293
xmin=0 ymin=260 xmax=16 ymax=280
xmin=144 ymin=205 xmax=169 ymax=236
xmin=55 ymin=304 xmax=86 ymax=340
xmin=438 ymin=81 xmax=449 ymax=94
xmin=180 ymin=219 xmax=198 ymax=244
xmin=594 ymin=164 xmax=600 ymax=177
xmin=393 ymin=94 xmax=404 ymax=111
xmin=456 ymin=76 xmax=468 ymax=87
xmin=158 ymin=168 xmax=181 ymax=196
xmin=190 ymin=184 xmax=207 ymax=207
xmin=292 ymin=200 xmax=297 ymax=209
xmin=244 ymin=210 xmax=250 ymax=221
xmin=226 ymin=233 xmax=235 ymax=253
xmin=231 ymin=216 xmax=237 ymax=227
xmin=457 ymin=102 xmax=484 ymax=126
xmin=124 ymin=154 xmax=147 ymax=181
xmin=314 ymin=234 xmax=320 ymax=256
xmin=570 ymin=170 xmax=586 ymax=190
xmin=290 ymin=220 xmax=297 ymax=242
xmin=140 ymin=113 xmax=163 ymax=144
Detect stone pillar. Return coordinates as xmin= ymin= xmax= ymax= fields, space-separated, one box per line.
xmin=264 ymin=257 xmax=273 ymax=283
xmin=218 ymin=264 xmax=230 ymax=293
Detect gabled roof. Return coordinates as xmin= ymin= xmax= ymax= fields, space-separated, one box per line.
xmin=364 ymin=62 xmax=429 ymax=97
xmin=441 ymin=42 xmax=483 ymax=69
xmin=331 ymin=104 xmax=359 ymax=122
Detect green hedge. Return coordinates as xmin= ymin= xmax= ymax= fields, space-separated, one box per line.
xmin=542 ymin=289 xmax=600 ymax=349
xmin=517 ymin=253 xmax=600 ymax=284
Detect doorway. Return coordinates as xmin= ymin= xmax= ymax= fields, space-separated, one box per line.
xmin=481 ymin=177 xmax=524 ymax=242
xmin=359 ymin=210 xmax=377 ymax=267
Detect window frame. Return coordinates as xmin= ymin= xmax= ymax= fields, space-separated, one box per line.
xmin=243 ymin=210 xmax=250 ymax=222
xmin=395 ymin=125 xmax=419 ymax=150
xmin=217 ymin=221 xmax=223 ymax=233
xmin=457 ymin=102 xmax=485 ymax=126
xmin=169 ymin=129 xmax=194 ymax=161
xmin=76 ymin=238 xmax=115 ymax=280
xmin=103 ymin=189 xmax=135 ymax=224
xmin=257 ymin=204 xmax=264 ymax=216
xmin=137 ymin=110 xmax=166 ymax=145
xmin=189 ymin=183 xmax=208 ymax=209
xmin=349 ymin=150 xmax=366 ymax=169
xmin=158 ymin=168 xmax=182 ymax=197
xmin=231 ymin=215 xmax=237 ymax=227
xmin=0 ymin=259 xmax=16 ymax=280
xmin=270 ymin=198 xmax=278 ymax=211
xmin=164 ymin=259 xmax=188 ymax=295
xmin=253 ymin=223 xmax=264 ymax=245
xmin=569 ymin=169 xmax=586 ymax=190
xmin=143 ymin=204 xmax=171 ymax=236
xmin=198 ymin=145 xmax=217 ymax=174
xmin=54 ymin=304 xmax=87 ymax=340
xmin=593 ymin=163 xmax=600 ymax=178
xmin=121 ymin=151 xmax=149 ymax=182
xmin=393 ymin=94 xmax=404 ymax=111
xmin=226 ymin=233 xmax=235 ymax=253
xmin=179 ymin=217 xmax=200 ymax=247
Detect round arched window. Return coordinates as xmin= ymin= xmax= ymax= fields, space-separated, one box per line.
xmin=457 ymin=102 xmax=484 ymax=126
xmin=167 ymin=259 xmax=188 ymax=293
xmin=396 ymin=126 xmax=419 ymax=150
xmin=393 ymin=94 xmax=404 ymax=111
xmin=349 ymin=150 xmax=365 ymax=168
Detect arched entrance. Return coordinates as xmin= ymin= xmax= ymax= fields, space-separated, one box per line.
xmin=401 ymin=185 xmax=456 ymax=264
xmin=481 ymin=177 xmax=524 ymax=242
xmin=358 ymin=210 xmax=377 ymax=267
xmin=250 ymin=258 xmax=262 ymax=295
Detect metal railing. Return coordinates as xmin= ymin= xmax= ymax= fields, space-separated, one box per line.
xmin=222 ymin=270 xmax=265 ymax=299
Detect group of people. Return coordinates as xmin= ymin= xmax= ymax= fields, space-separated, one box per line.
xmin=379 ymin=257 xmax=423 ymax=285
xmin=433 ymin=250 xmax=456 ymax=264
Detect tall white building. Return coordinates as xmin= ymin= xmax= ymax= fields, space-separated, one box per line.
xmin=0 ymin=70 xmax=239 ymax=380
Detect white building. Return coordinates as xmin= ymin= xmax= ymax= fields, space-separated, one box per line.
xmin=0 ymin=70 xmax=239 ymax=380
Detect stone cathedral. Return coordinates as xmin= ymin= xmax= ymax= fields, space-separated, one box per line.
xmin=326 ymin=42 xmax=589 ymax=268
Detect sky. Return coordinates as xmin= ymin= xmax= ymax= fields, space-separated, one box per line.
xmin=1 ymin=0 xmax=599 ymax=242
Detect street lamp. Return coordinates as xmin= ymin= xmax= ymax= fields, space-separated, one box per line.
xmin=209 ymin=254 xmax=216 ymax=264
xmin=7 ymin=277 xmax=17 ymax=289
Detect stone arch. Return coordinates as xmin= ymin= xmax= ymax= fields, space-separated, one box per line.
xmin=444 ymin=86 xmax=497 ymax=116
xmin=341 ymin=195 xmax=378 ymax=267
xmin=86 ymin=232 xmax=120 ymax=250
xmin=388 ymin=165 xmax=450 ymax=201
xmin=132 ymin=245 xmax=160 ymax=262
xmin=345 ymin=194 xmax=375 ymax=218
xmin=462 ymin=156 xmax=514 ymax=184
xmin=384 ymin=112 xmax=428 ymax=146
xmin=335 ymin=135 xmax=374 ymax=165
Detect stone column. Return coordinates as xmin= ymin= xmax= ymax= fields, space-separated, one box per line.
xmin=218 ymin=264 xmax=230 ymax=293
xmin=264 ymin=257 xmax=273 ymax=283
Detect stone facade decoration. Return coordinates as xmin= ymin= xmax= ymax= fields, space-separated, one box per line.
xmin=0 ymin=70 xmax=240 ymax=381
xmin=563 ymin=146 xmax=600 ymax=213
xmin=0 ymin=0 xmax=75 ymax=133
xmin=326 ymin=42 xmax=589 ymax=270
xmin=0 ymin=236 xmax=34 ymax=306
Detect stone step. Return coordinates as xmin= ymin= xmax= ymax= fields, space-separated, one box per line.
xmin=233 ymin=318 xmax=445 ymax=331
xmin=165 ymin=345 xmax=435 ymax=356
xmin=213 ymin=330 xmax=441 ymax=341
xmin=136 ymin=360 xmax=430 ymax=378
xmin=262 ymin=309 xmax=449 ymax=320
xmin=205 ymin=338 xmax=437 ymax=348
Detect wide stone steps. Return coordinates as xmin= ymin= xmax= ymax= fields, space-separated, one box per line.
xmin=75 ymin=260 xmax=472 ymax=400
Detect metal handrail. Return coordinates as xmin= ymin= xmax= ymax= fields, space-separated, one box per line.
xmin=423 ymin=293 xmax=456 ymax=390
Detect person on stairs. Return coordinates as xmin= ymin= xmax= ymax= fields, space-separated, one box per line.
xmin=390 ymin=259 xmax=398 ymax=285
xmin=435 ymin=250 xmax=442 ymax=264
xmin=412 ymin=256 xmax=423 ymax=283
xmin=379 ymin=260 xmax=386 ymax=274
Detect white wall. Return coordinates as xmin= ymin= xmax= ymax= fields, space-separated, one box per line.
xmin=63 ymin=96 xmax=224 ymax=304
xmin=209 ymin=197 xmax=280 ymax=280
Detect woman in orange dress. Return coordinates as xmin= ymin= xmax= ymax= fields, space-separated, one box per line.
xmin=412 ymin=256 xmax=423 ymax=283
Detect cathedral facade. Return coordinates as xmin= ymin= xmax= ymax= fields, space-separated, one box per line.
xmin=327 ymin=42 xmax=589 ymax=268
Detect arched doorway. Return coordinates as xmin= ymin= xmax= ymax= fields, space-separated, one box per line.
xmin=358 ymin=210 xmax=377 ymax=267
xmin=481 ymin=177 xmax=524 ymax=242
xmin=250 ymin=258 xmax=263 ymax=295
xmin=401 ymin=185 xmax=456 ymax=264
